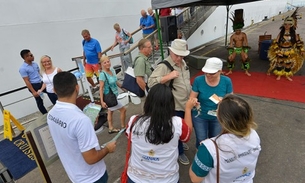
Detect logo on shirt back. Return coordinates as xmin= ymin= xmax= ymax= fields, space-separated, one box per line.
xmin=242 ymin=167 xmax=248 ymax=174
xmin=48 ymin=114 xmax=67 ymax=128
xmin=148 ymin=149 xmax=155 ymax=156
xmin=141 ymin=149 xmax=159 ymax=162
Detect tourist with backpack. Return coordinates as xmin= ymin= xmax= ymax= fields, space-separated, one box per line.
xmin=110 ymin=23 xmax=133 ymax=71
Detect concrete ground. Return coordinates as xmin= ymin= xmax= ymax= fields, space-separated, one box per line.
xmin=5 ymin=7 xmax=305 ymax=183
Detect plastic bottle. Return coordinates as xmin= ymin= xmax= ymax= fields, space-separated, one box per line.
xmin=40 ymin=92 xmax=44 ymax=99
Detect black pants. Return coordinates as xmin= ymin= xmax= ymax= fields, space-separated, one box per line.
xmin=46 ymin=92 xmax=58 ymax=105
xmin=175 ymin=111 xmax=185 ymax=155
xmin=30 ymin=83 xmax=48 ymax=114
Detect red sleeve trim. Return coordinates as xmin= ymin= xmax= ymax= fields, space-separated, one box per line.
xmin=180 ymin=118 xmax=192 ymax=142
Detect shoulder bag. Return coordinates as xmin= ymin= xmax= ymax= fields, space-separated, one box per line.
xmin=121 ymin=57 xmax=145 ymax=97
xmin=102 ymin=72 xmax=118 ymax=107
xmin=211 ymin=139 xmax=220 ymax=183
xmin=122 ymin=29 xmax=134 ymax=44
xmin=121 ymin=116 xmax=139 ymax=183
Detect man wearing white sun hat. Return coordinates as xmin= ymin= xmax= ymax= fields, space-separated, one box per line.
xmin=148 ymin=39 xmax=192 ymax=165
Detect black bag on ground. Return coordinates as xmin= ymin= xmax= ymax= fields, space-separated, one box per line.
xmin=94 ymin=108 xmax=108 ymax=130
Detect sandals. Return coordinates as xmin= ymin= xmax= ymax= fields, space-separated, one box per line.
xmin=108 ymin=128 xmax=120 ymax=134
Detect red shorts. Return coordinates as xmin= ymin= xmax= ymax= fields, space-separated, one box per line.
xmin=85 ymin=63 xmax=99 ymax=77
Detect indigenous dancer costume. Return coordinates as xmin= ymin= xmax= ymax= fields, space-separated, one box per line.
xmin=267 ymin=9 xmax=305 ymax=81
xmin=226 ymin=9 xmax=251 ymax=76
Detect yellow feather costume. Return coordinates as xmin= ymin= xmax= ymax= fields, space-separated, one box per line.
xmin=267 ymin=9 xmax=305 ymax=77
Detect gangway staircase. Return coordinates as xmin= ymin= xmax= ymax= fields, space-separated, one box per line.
xmin=147 ymin=6 xmax=217 ymax=65
xmin=71 ymin=5 xmax=217 ymax=89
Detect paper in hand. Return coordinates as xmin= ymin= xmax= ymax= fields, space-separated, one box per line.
xmin=101 ymin=128 xmax=125 ymax=148
xmin=209 ymin=94 xmax=221 ymax=104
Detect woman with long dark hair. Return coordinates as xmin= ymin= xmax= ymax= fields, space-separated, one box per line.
xmin=126 ymin=84 xmax=197 ymax=183
xmin=189 ymin=94 xmax=261 ymax=183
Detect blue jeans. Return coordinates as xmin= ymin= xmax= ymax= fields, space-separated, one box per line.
xmin=119 ymin=45 xmax=131 ymax=71
xmin=128 ymin=176 xmax=134 ymax=183
xmin=192 ymin=115 xmax=222 ymax=148
xmin=175 ymin=110 xmax=185 ymax=155
xmin=30 ymin=83 xmax=48 ymax=114
xmin=94 ymin=171 xmax=108 ymax=183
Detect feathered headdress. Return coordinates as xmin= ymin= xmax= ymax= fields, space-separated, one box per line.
xmin=230 ymin=9 xmax=244 ymax=31
xmin=283 ymin=7 xmax=299 ymax=29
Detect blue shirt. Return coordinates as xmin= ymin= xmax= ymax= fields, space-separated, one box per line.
xmin=83 ymin=38 xmax=102 ymax=64
xmin=99 ymin=68 xmax=119 ymax=96
xmin=19 ymin=62 xmax=41 ymax=83
xmin=140 ymin=15 xmax=155 ymax=34
xmin=192 ymin=75 xmax=233 ymax=120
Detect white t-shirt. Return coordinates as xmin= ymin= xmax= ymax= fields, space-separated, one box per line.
xmin=42 ymin=67 xmax=58 ymax=93
xmin=192 ymin=129 xmax=261 ymax=183
xmin=126 ymin=115 xmax=191 ymax=183
xmin=47 ymin=101 xmax=106 ymax=183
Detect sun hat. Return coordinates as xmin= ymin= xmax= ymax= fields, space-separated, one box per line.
xmin=168 ymin=39 xmax=190 ymax=56
xmin=202 ymin=57 xmax=223 ymax=73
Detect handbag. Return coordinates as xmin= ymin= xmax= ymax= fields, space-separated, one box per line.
xmin=122 ymin=66 xmax=145 ymax=97
xmin=122 ymin=29 xmax=134 ymax=44
xmin=211 ymin=139 xmax=220 ymax=183
xmin=102 ymin=72 xmax=118 ymax=107
xmin=121 ymin=116 xmax=139 ymax=183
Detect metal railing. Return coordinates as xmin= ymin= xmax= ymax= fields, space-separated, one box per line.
xmin=1 ymin=8 xmax=206 ymax=124
xmin=177 ymin=6 xmax=217 ymax=39
xmin=71 ymin=28 xmax=159 ymax=78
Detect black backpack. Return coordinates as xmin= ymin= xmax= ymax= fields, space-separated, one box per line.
xmin=158 ymin=61 xmax=176 ymax=90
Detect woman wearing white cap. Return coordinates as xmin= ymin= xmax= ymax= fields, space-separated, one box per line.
xmin=189 ymin=57 xmax=233 ymax=149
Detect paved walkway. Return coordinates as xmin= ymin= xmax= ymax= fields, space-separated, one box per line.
xmin=5 ymin=7 xmax=305 ymax=183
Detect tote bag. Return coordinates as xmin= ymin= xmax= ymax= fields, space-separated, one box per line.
xmin=122 ymin=67 xmax=145 ymax=97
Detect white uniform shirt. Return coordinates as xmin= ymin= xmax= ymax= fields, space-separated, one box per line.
xmin=47 ymin=101 xmax=106 ymax=183
xmin=193 ymin=129 xmax=261 ymax=183
xmin=126 ymin=115 xmax=191 ymax=183
xmin=41 ymin=67 xmax=58 ymax=93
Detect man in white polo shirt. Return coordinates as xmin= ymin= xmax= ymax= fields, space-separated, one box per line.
xmin=47 ymin=72 xmax=116 ymax=183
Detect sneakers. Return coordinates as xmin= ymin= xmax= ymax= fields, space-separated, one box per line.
xmin=178 ymin=153 xmax=190 ymax=165
xmin=183 ymin=143 xmax=189 ymax=151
